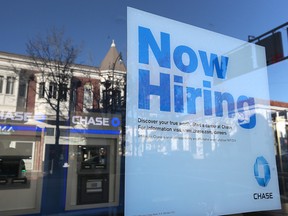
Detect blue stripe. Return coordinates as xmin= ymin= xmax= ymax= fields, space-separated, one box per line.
xmin=0 ymin=125 xmax=36 ymax=131
xmin=70 ymin=128 xmax=120 ymax=135
xmin=0 ymin=125 xmax=120 ymax=135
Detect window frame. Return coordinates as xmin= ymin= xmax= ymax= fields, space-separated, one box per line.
xmin=83 ymin=83 xmax=93 ymax=111
xmin=39 ymin=82 xmax=45 ymax=99
xmin=0 ymin=76 xmax=3 ymax=93
xmin=5 ymin=76 xmax=15 ymax=95
xmin=48 ymin=82 xmax=57 ymax=99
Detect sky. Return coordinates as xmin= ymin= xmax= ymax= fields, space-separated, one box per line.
xmin=0 ymin=0 xmax=288 ymax=101
xmin=0 ymin=0 xmax=287 ymax=66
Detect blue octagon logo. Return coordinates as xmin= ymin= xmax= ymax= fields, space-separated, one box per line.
xmin=111 ymin=117 xmax=121 ymax=127
xmin=254 ymin=156 xmax=271 ymax=187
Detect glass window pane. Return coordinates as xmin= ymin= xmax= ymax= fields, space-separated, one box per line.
xmin=6 ymin=76 xmax=15 ymax=94
xmin=0 ymin=76 xmax=3 ymax=93
xmin=18 ymin=83 xmax=26 ymax=97
xmin=48 ymin=82 xmax=57 ymax=99
xmin=1 ymin=1 xmax=288 ymax=216
xmin=39 ymin=82 xmax=45 ymax=98
xmin=83 ymin=83 xmax=93 ymax=111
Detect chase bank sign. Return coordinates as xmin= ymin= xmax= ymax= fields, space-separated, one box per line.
xmin=72 ymin=115 xmax=121 ymax=128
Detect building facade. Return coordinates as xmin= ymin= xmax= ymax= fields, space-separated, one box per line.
xmin=0 ymin=41 xmax=126 ymax=215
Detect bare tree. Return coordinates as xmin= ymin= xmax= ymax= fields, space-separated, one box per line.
xmin=26 ymin=28 xmax=81 ymax=146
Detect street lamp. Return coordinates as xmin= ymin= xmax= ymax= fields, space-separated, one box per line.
xmin=101 ymin=52 xmax=124 ymax=113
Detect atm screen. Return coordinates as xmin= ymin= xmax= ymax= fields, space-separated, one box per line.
xmin=79 ymin=146 xmax=109 ymax=170
xmin=0 ymin=156 xmax=26 ymax=178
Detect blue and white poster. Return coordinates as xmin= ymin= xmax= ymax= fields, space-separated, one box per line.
xmin=126 ymin=7 xmax=281 ymax=216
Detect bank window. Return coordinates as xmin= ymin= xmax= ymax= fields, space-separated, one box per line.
xmin=39 ymin=82 xmax=45 ymax=98
xmin=0 ymin=76 xmax=3 ymax=93
xmin=6 ymin=76 xmax=15 ymax=94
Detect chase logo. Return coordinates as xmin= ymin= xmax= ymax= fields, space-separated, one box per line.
xmin=254 ymin=156 xmax=271 ymax=187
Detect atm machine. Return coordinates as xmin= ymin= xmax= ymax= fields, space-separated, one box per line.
xmin=77 ymin=145 xmax=110 ymax=204
xmin=0 ymin=155 xmax=29 ymax=188
xmin=65 ymin=138 xmax=121 ymax=211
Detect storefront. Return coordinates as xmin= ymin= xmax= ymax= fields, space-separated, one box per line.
xmin=0 ymin=120 xmax=43 ymax=215
xmin=0 ymin=113 xmax=123 ymax=216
